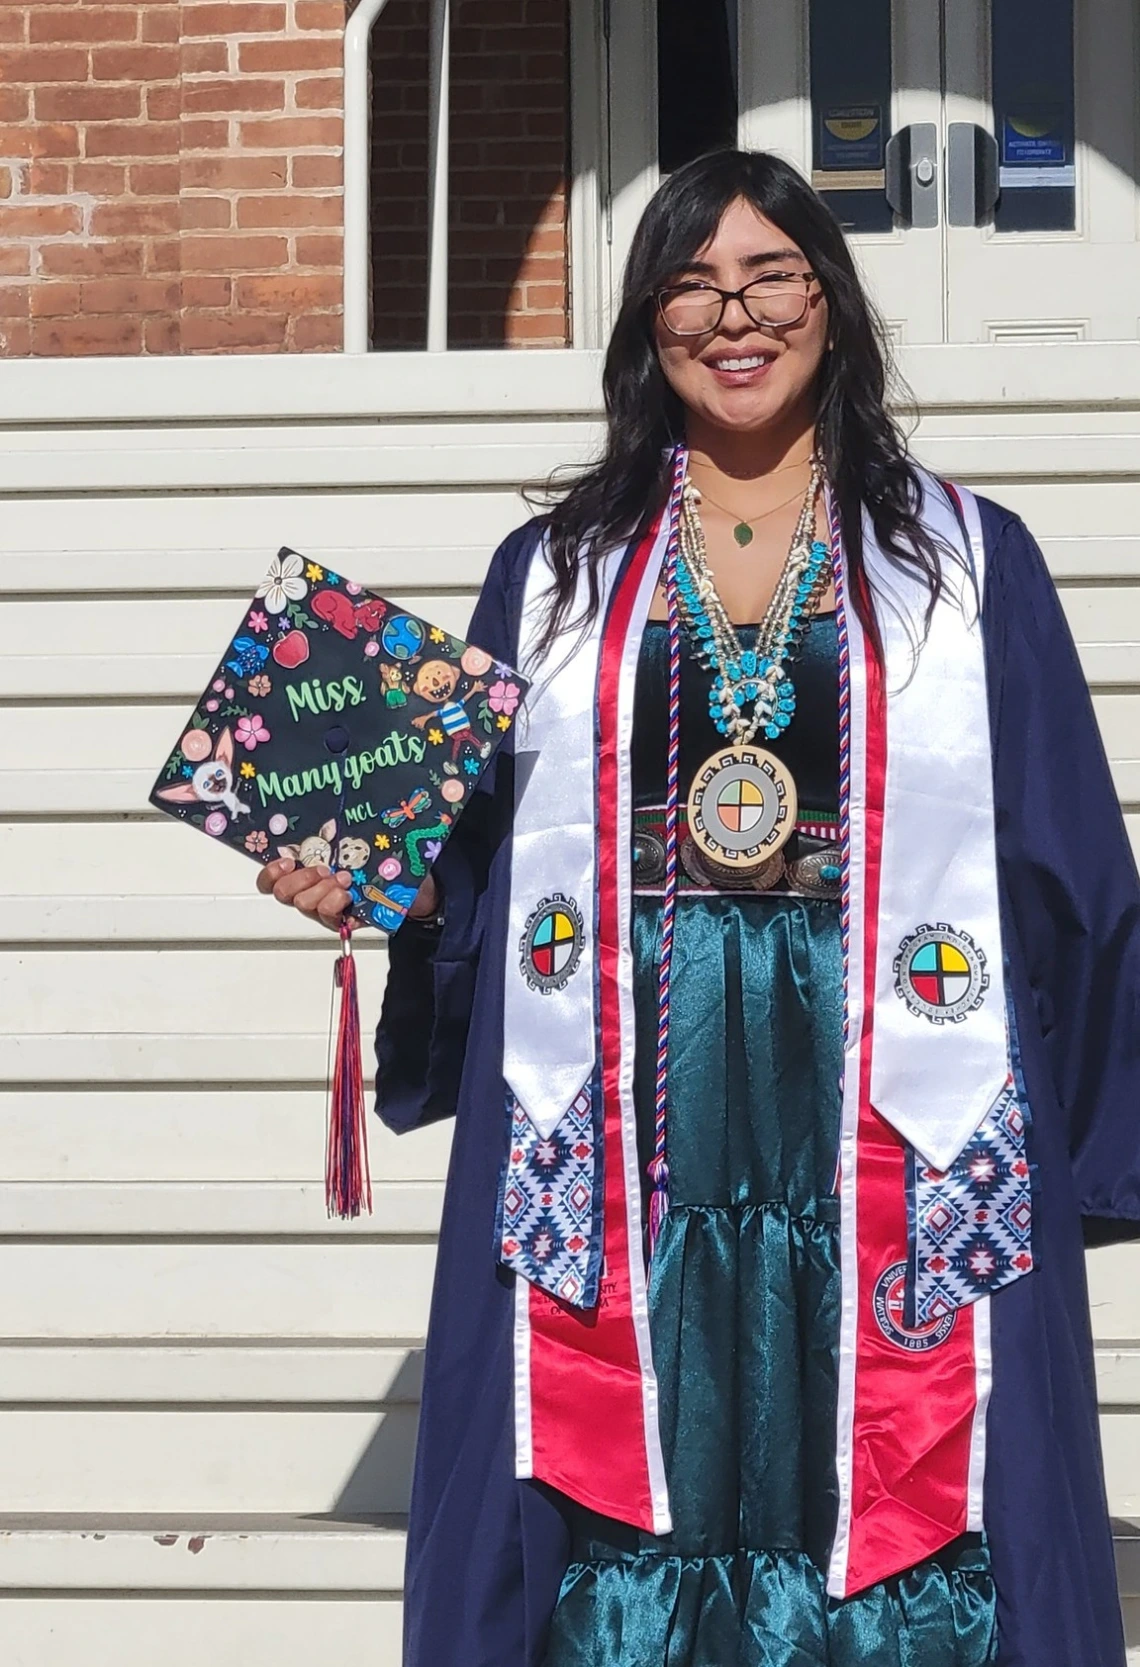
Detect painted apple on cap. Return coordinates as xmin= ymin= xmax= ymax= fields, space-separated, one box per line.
xmin=272 ymin=630 xmax=310 ymax=669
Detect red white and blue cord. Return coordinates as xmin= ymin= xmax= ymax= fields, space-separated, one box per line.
xmin=648 ymin=443 xmax=689 ymax=1254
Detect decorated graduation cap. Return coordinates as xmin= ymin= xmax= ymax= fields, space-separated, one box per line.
xmin=149 ymin=548 xmax=528 ymax=1217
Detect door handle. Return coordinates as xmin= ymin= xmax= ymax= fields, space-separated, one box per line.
xmin=946 ymin=122 xmax=1000 ymax=226
xmin=884 ymin=122 xmax=939 ymax=228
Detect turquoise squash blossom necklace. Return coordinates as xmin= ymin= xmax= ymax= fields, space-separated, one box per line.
xmin=677 ymin=456 xmax=831 ymax=745
xmin=672 ymin=457 xmax=833 ymax=881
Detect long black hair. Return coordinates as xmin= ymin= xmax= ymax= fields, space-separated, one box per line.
xmin=534 ymin=149 xmax=955 ymax=656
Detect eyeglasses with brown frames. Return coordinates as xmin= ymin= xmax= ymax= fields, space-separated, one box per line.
xmin=655 ymin=273 xmax=817 ymax=337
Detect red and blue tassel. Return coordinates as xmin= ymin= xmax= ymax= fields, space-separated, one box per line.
xmin=326 ymin=924 xmax=373 ymax=1219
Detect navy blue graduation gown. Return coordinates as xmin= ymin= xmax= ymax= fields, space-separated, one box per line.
xmin=374 ymin=496 xmax=1140 ymax=1667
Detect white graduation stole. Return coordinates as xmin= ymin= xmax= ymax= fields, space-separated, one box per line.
xmin=496 ymin=460 xmax=1033 ymax=1595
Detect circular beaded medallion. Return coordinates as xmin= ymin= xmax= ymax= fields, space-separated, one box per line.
xmin=687 ymin=746 xmax=797 ymax=872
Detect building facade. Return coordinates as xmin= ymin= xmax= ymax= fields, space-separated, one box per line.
xmin=1 ymin=2 xmax=1139 ymax=1663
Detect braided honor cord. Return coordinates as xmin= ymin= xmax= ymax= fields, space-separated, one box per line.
xmin=648 ymin=443 xmax=689 ymax=1256
xmin=826 ymin=483 xmax=852 ymax=1203
xmin=826 ymin=483 xmax=852 ymax=1051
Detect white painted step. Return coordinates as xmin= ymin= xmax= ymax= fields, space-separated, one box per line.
xmin=0 ymin=592 xmax=478 ymax=701
xmin=0 ymin=1513 xmax=407 ymax=1667
xmin=0 ymin=1180 xmax=445 ymax=1235
xmin=0 ymin=1343 xmax=424 ymax=1403
xmin=4 ymin=1595 xmax=402 ymax=1667
xmin=0 ymin=1090 xmax=452 ymax=1183
xmin=0 ymin=489 xmax=520 ymax=593
xmin=0 ymin=1409 xmax=419 ymax=1516
xmin=0 ymin=1243 xmax=436 ymax=1337
xmin=0 ymin=1512 xmax=406 ymax=1589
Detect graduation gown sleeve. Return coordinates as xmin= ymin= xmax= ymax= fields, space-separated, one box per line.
xmin=980 ymin=497 xmax=1138 ymax=1667
xmin=982 ymin=505 xmax=1140 ymax=1234
xmin=373 ymin=520 xmax=540 ymax=1134
xmin=371 ymin=516 xmax=572 ymax=1667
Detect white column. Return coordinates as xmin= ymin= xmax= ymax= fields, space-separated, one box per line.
xmin=342 ymin=0 xmax=393 ymax=354
xmin=426 ymin=0 xmax=451 ymax=351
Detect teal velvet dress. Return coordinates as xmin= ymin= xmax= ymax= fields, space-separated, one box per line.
xmin=541 ymin=615 xmax=998 ymax=1666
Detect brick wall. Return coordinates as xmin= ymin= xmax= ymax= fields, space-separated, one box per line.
xmin=370 ymin=0 xmax=570 ymax=349
xmin=0 ymin=0 xmax=346 ymax=354
xmin=0 ymin=0 xmax=569 ymax=356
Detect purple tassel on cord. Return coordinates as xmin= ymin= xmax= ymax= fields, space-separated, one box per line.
xmin=326 ymin=924 xmax=373 ymax=1219
xmin=647 ymin=1155 xmax=671 ymax=1253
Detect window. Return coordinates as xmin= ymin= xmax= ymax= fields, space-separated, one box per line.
xmin=992 ymin=0 xmax=1076 ymax=232
xmin=809 ymin=0 xmax=893 ymax=234
xmin=657 ymin=0 xmax=738 ymax=174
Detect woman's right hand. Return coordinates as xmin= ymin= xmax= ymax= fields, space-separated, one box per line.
xmin=256 ymin=862 xmax=440 ymax=929
xmin=257 ymin=858 xmax=355 ymax=931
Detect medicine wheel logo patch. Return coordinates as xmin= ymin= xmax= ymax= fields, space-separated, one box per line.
xmin=520 ymin=894 xmax=585 ymax=993
xmin=893 ymin=923 xmax=989 ymax=1025
xmin=873 ymin=1262 xmax=957 ymax=1353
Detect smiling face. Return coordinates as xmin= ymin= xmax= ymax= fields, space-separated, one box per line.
xmin=414 ymin=660 xmax=460 ymax=704
xmin=652 ymin=196 xmax=829 ymax=443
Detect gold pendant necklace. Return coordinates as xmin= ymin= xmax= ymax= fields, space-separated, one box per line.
xmin=687 ymin=472 xmax=814 ymax=548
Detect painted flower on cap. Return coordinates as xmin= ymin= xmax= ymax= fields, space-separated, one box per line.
xmin=488 ymin=679 xmax=521 ymax=716
xmin=248 ymin=610 xmax=269 ymax=633
xmin=204 ymin=810 xmax=228 ymax=836
xmin=255 ymin=552 xmax=308 ymax=615
xmin=235 ymin=713 xmax=270 ymax=751
xmin=248 ymin=673 xmax=271 ymax=697
xmin=245 ymin=829 xmax=268 ymax=854
xmin=268 ymin=814 xmax=288 ymax=835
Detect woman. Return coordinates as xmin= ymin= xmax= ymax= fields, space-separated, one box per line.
xmin=258 ymin=152 xmax=1140 ymax=1666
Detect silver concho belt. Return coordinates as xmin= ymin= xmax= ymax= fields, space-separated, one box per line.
xmin=632 ymin=805 xmax=841 ymax=901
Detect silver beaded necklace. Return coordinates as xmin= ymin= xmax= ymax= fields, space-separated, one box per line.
xmin=676 ymin=458 xmax=831 ymax=746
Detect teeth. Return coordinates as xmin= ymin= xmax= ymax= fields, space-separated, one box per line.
xmin=713 ymin=355 xmax=770 ymax=371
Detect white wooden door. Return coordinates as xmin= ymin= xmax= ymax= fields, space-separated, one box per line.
xmin=944 ymin=0 xmax=1140 ymax=342
xmin=739 ymin=0 xmax=1140 ymax=346
xmin=738 ymin=0 xmax=945 ymax=344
